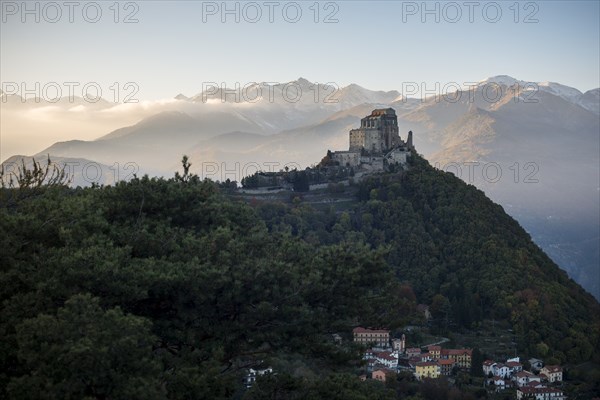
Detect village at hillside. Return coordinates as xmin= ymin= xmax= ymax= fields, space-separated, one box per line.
xmin=353 ymin=327 xmax=568 ymax=400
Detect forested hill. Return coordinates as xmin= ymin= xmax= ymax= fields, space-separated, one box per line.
xmin=252 ymin=155 xmax=600 ymax=363
xmin=0 ymin=154 xmax=598 ymax=399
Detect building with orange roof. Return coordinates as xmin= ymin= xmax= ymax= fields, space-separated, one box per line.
xmin=437 ymin=358 xmax=455 ymax=376
xmin=540 ymin=365 xmax=563 ymax=383
xmin=441 ymin=348 xmax=472 ymax=368
xmin=415 ymin=361 xmax=440 ymax=380
xmin=427 ymin=345 xmax=441 ymax=359
xmin=353 ymin=327 xmax=390 ymax=347
xmin=406 ymin=348 xmax=421 ymax=358
xmin=372 ymin=369 xmax=389 ymax=382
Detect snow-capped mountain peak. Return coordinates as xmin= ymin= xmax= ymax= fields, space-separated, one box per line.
xmin=538 ymin=81 xmax=583 ymax=101
xmin=476 ymin=76 xmax=597 ymax=114
xmin=477 ymin=75 xmax=524 ymax=87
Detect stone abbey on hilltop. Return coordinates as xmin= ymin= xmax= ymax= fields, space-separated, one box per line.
xmin=328 ymin=108 xmax=414 ymax=171
xmin=240 ymin=107 xmax=414 ymax=191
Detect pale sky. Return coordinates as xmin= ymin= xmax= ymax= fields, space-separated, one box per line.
xmin=1 ymin=0 xmax=599 ymax=100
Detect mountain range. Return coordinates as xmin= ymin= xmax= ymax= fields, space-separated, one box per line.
xmin=1 ymin=75 xmax=599 ymax=300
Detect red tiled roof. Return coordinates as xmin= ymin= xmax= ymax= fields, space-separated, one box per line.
xmin=518 ymin=387 xmax=535 ymax=394
xmin=543 ymin=365 xmax=562 ymax=373
xmin=443 ymin=348 xmax=472 ymax=356
xmin=519 ymin=387 xmax=563 ymax=395
xmin=483 ymin=360 xmax=495 ymax=366
xmin=514 ymin=371 xmax=534 ymax=378
xmin=416 ymin=361 xmax=438 ymax=367
xmin=437 ymin=359 xmax=455 ymax=365
xmin=506 ymin=361 xmax=522 ymax=367
xmin=377 ymin=352 xmax=397 ymax=361
xmin=372 ymin=369 xmax=386 ymax=374
xmin=526 ymin=381 xmax=543 ymax=387
xmin=353 ymin=327 xmax=390 ymax=334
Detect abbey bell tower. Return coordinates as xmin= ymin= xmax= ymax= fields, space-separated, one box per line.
xmin=349 ymin=108 xmax=400 ymax=153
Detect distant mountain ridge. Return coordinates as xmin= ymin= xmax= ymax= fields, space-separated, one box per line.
xmin=183 ymin=78 xmax=401 ymax=108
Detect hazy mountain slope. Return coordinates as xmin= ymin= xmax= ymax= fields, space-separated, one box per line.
xmin=577 ymin=88 xmax=600 ymax=114
xmin=194 ymin=131 xmax=269 ymax=152
xmin=428 ymin=85 xmax=600 ymax=217
xmin=184 ymin=106 xmax=384 ymax=172
xmin=35 ymin=110 xmax=269 ymax=175
xmin=96 ymin=111 xmax=202 ymax=142
xmin=417 ymin=84 xmax=600 ymax=299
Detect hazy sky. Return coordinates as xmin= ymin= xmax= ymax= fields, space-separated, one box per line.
xmin=1 ymin=0 xmax=599 ymax=101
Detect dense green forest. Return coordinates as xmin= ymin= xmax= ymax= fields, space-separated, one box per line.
xmin=1 ymin=154 xmax=598 ymax=399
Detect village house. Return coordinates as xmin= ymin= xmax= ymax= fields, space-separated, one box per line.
xmin=442 ymin=348 xmax=472 ymax=368
xmin=492 ymin=376 xmax=508 ymax=391
xmin=529 ymin=358 xmax=544 ymax=372
xmin=408 ymin=356 xmax=423 ymax=369
xmin=415 ymin=361 xmax=440 ymax=380
xmin=437 ymin=358 xmax=455 ymax=376
xmin=405 ymin=348 xmax=421 ymax=358
xmin=372 ymin=369 xmax=388 ymax=382
xmin=493 ymin=363 xmax=511 ymax=378
xmin=483 ymin=360 xmax=496 ymax=376
xmin=507 ymin=360 xmax=523 ymax=374
xmin=374 ymin=351 xmax=398 ymax=369
xmin=525 ymin=380 xmax=546 ymax=389
xmin=513 ymin=370 xmax=542 ymax=387
xmin=353 ymin=327 xmax=390 ymax=348
xmin=427 ymin=345 xmax=441 ymax=359
xmin=540 ymin=365 xmax=563 ymax=383
xmin=484 ymin=357 xmax=524 ymax=380
xmin=517 ymin=386 xmax=567 ymax=400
